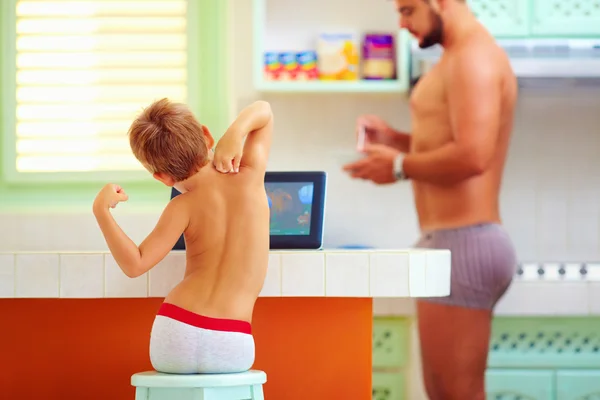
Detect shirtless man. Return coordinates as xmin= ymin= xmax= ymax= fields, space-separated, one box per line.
xmin=343 ymin=0 xmax=517 ymax=398
xmin=93 ymin=98 xmax=273 ymax=374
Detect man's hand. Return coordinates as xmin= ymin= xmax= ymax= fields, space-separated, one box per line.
xmin=342 ymin=144 xmax=399 ymax=185
xmin=93 ymin=184 xmax=129 ymax=212
xmin=356 ymin=115 xmax=396 ymax=148
xmin=213 ymin=134 xmax=244 ymax=173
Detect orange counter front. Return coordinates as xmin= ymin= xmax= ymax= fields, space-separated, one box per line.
xmin=0 ymin=297 xmax=372 ymax=400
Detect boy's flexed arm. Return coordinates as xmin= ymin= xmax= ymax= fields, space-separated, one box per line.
xmin=213 ymin=100 xmax=274 ymax=174
xmin=93 ymin=184 xmax=189 ymax=278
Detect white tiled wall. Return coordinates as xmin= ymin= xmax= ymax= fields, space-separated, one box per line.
xmin=0 ymin=0 xmax=598 ymax=266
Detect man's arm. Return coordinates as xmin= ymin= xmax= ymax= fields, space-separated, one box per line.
xmin=402 ymin=48 xmax=502 ymax=185
xmin=93 ymin=196 xmax=189 ymax=278
xmin=222 ymin=100 xmax=274 ymax=172
xmin=389 ymin=129 xmax=411 ymax=153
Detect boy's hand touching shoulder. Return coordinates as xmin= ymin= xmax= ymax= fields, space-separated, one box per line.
xmin=93 ymin=183 xmax=129 ymax=213
xmin=213 ymin=101 xmax=273 ymax=175
xmin=213 ymin=134 xmax=244 ymax=173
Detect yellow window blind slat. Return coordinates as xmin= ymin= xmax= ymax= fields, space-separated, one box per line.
xmin=14 ymin=0 xmax=189 ymax=173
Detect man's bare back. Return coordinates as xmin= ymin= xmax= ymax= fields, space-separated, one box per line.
xmin=409 ymin=33 xmax=517 ymax=231
xmin=165 ymin=167 xmax=270 ymax=323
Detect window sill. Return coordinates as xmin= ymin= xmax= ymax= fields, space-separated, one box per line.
xmin=0 ymin=180 xmax=169 ymax=214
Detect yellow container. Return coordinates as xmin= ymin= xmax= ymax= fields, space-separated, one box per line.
xmin=316 ymin=33 xmax=359 ymax=80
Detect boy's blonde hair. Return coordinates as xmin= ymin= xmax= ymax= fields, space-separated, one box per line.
xmin=128 ymin=98 xmax=210 ymax=182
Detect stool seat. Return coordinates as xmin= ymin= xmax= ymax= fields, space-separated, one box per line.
xmin=131 ymin=370 xmax=267 ymax=388
xmin=131 ymin=370 xmax=267 ymax=400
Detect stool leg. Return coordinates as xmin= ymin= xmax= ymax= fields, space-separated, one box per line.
xmin=250 ymin=385 xmax=264 ymax=400
xmin=134 ymin=387 xmax=149 ymax=400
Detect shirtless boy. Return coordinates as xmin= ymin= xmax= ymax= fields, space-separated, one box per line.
xmin=93 ymin=99 xmax=274 ymax=374
xmin=343 ymin=0 xmax=518 ymax=398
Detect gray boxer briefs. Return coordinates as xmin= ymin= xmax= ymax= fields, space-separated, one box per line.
xmin=415 ymin=223 xmax=517 ymax=310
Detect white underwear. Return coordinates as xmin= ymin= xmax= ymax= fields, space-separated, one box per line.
xmin=149 ymin=303 xmax=255 ymax=374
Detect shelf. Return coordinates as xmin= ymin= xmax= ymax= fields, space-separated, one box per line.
xmin=252 ymin=0 xmax=411 ymax=94
xmin=256 ymin=79 xmax=407 ymax=93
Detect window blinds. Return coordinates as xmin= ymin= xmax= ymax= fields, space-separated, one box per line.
xmin=14 ymin=0 xmax=188 ymax=172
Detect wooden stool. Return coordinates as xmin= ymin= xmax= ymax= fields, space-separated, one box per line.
xmin=131 ymin=370 xmax=267 ymax=400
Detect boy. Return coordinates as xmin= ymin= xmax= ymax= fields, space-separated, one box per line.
xmin=93 ymin=99 xmax=274 ymax=374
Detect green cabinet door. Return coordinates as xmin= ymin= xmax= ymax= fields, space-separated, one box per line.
xmin=556 ymin=370 xmax=600 ymax=399
xmin=531 ymin=0 xmax=600 ymax=37
xmin=486 ymin=369 xmax=554 ymax=400
xmin=468 ymin=0 xmax=530 ymax=37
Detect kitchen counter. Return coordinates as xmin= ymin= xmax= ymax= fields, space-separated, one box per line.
xmin=0 ymin=248 xmax=451 ymax=299
xmin=373 ymin=261 xmax=600 ymax=317
xmin=0 ymin=248 xmax=450 ymax=400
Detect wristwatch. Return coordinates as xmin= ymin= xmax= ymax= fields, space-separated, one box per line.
xmin=393 ymin=154 xmax=408 ymax=181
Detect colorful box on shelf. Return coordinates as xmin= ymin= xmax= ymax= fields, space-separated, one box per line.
xmin=263 ymin=32 xmax=397 ymax=83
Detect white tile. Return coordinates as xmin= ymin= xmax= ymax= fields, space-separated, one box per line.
xmin=424 ymin=250 xmax=451 ymax=296
xmin=589 ymin=283 xmax=600 ymax=315
xmin=564 ymin=263 xmax=585 ymax=281
xmin=408 ymin=251 xmax=427 ymax=297
xmin=15 ymin=254 xmax=59 ymax=298
xmin=259 ymin=253 xmax=282 ymax=297
xmin=281 ymin=253 xmax=325 ymax=296
xmin=369 ymin=252 xmax=410 ymax=297
xmin=148 ymin=252 xmax=186 ymax=297
xmin=0 ymin=216 xmax=19 ymax=251
xmin=104 ymin=255 xmax=148 ymax=298
xmin=500 ymin=188 xmax=537 ymax=261
xmin=587 ymin=263 xmax=600 ymax=281
xmin=522 ymin=263 xmax=542 ymax=280
xmin=494 ymin=281 xmax=589 ymax=316
xmin=0 ymin=254 xmax=15 ymax=298
xmin=59 ymin=254 xmax=104 ymax=298
xmin=567 ymin=190 xmax=600 ymax=260
xmin=325 ymin=253 xmax=369 ymax=297
xmin=536 ymin=189 xmax=568 ymax=260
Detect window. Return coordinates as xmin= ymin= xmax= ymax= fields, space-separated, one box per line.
xmin=2 ymin=0 xmax=196 ymax=180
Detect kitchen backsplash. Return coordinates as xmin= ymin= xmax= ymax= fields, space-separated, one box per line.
xmin=0 ymin=0 xmax=598 ymax=264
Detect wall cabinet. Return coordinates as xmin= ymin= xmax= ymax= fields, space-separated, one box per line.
xmin=486 ymin=369 xmax=600 ymax=399
xmin=469 ymin=0 xmax=600 ymax=38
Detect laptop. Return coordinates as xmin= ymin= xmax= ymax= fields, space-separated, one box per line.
xmin=170 ymin=171 xmax=327 ymax=250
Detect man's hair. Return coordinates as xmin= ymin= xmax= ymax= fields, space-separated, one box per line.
xmin=128 ymin=98 xmax=209 ymax=182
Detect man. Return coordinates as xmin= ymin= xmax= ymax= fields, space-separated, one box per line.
xmin=343 ymin=0 xmax=518 ymax=399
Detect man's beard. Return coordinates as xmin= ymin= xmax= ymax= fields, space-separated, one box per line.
xmin=419 ymin=10 xmax=444 ymax=49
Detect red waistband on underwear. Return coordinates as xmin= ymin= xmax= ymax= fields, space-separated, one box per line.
xmin=157 ymin=303 xmax=252 ymax=334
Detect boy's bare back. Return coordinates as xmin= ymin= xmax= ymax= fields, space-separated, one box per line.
xmin=165 ymin=167 xmax=270 ymax=323
xmin=94 ymin=99 xmax=274 ymax=324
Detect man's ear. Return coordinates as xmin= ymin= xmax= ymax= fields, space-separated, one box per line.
xmin=153 ymin=172 xmax=175 ymax=187
xmin=201 ymin=125 xmax=215 ymax=150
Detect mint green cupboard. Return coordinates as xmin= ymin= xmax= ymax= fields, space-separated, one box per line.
xmin=530 ymin=0 xmax=600 ymax=37
xmin=486 ymin=369 xmax=554 ymax=399
xmin=469 ymin=0 xmax=600 ymax=38
xmin=469 ymin=0 xmax=530 ymax=37
xmin=556 ymin=370 xmax=600 ymax=399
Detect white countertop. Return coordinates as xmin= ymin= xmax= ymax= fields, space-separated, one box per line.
xmin=0 ymin=249 xmax=451 ymax=299
xmin=373 ymin=262 xmax=600 ymax=317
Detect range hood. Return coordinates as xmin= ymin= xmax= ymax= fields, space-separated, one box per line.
xmin=409 ymin=38 xmax=600 ymax=89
